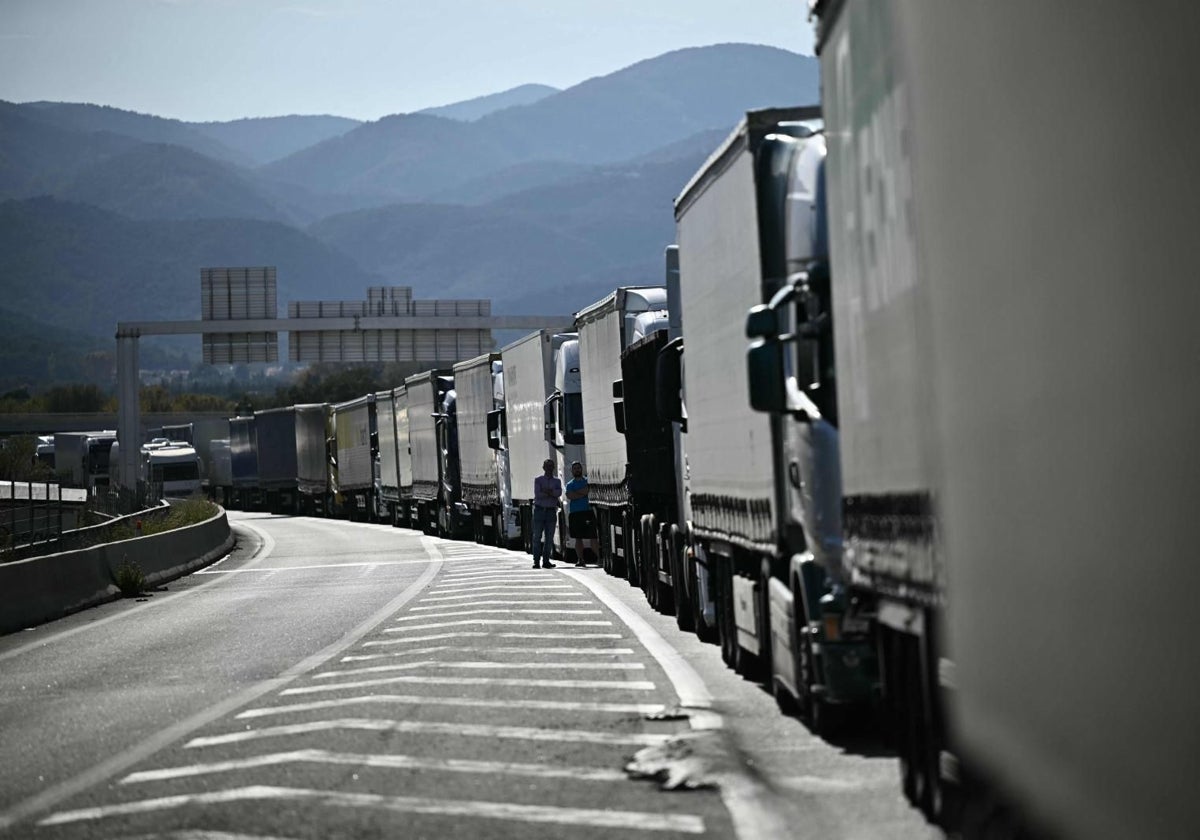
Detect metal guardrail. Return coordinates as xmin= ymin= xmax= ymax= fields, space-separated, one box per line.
xmin=1 ymin=481 xmax=167 ymax=562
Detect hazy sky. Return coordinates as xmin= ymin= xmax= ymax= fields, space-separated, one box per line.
xmin=0 ymin=0 xmax=816 ymax=123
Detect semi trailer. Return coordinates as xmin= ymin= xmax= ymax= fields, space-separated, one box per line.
xmin=574 ymin=288 xmax=668 ymax=578
xmin=452 ymin=352 xmax=520 ymax=546
xmin=499 ymin=329 xmax=581 ymax=557
xmin=770 ymin=3 xmax=1200 ymax=838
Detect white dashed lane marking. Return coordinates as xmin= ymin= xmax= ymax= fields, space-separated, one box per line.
xmin=235 ymin=694 xmax=666 ymax=720
xmin=312 ymin=660 xmax=646 ymax=679
xmin=279 ymin=674 xmax=657 ymax=696
xmin=361 ymin=631 xmax=623 ymax=646
xmin=121 ymin=748 xmax=629 ymax=785
xmin=382 ymin=619 xmax=613 ymax=632
xmin=341 ymin=646 xmax=636 ymax=662
xmin=39 ymin=787 xmax=706 ymax=833
xmin=184 ymin=719 xmax=672 ymax=749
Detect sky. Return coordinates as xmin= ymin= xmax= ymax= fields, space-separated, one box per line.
xmin=0 ymin=0 xmax=816 ymax=123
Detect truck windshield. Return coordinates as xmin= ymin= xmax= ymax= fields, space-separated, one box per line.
xmin=563 ymin=393 xmax=585 ymax=445
xmin=154 ymin=463 xmax=200 ymax=482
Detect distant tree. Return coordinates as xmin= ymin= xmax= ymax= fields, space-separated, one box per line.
xmin=172 ymin=393 xmax=234 ymax=412
xmin=280 ymin=364 xmax=386 ymax=405
xmin=42 ymin=384 xmax=109 ymax=413
xmin=141 ymin=386 xmax=173 ymax=412
xmin=0 ymin=435 xmax=53 ymax=481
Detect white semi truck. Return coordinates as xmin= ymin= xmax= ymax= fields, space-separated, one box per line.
xmin=500 ymin=329 xmax=582 ymax=558
xmin=452 ymin=352 xmax=520 ymax=547
xmin=331 ymin=395 xmax=376 ymax=520
xmin=755 ymin=3 xmax=1200 ymax=838
xmin=574 ymin=288 xmax=668 ymax=577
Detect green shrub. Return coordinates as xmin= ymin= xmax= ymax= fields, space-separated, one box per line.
xmin=114 ymin=557 xmax=145 ymax=597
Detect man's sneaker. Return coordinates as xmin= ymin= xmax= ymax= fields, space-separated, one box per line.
xmin=542 ymin=561 xmax=556 ymax=568
xmin=532 ymin=562 xmax=541 ymax=569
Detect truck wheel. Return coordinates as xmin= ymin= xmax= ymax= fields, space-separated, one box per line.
xmin=641 ymin=516 xmax=657 ymax=608
xmin=717 ymin=557 xmax=738 ymax=667
xmin=670 ymin=527 xmax=693 ymax=631
xmin=756 ymin=565 xmax=776 ymax=687
xmin=655 ymin=539 xmax=675 ymax=616
xmin=690 ymin=555 xmax=716 ymax=643
xmin=624 ymin=512 xmax=639 ymax=588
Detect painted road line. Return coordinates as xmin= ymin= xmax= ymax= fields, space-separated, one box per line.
xmin=39 ymin=786 xmax=705 ymax=833
xmin=185 ymin=719 xmax=672 ymax=749
xmin=122 ymin=748 xmax=628 ymax=785
xmin=193 ymin=553 xmax=516 ymax=575
xmin=0 ymin=519 xmax=264 ymax=667
xmin=341 ymin=646 xmax=636 ymax=662
xmin=393 ymin=609 xmax=602 ymax=621
xmin=280 ymin=674 xmax=657 ymax=696
xmin=429 ymin=583 xmax=576 ymax=593
xmin=418 ymin=591 xmax=587 ymax=603
xmin=411 ymin=600 xmax=592 ymax=609
xmin=438 ymin=570 xmax=529 ymax=579
xmin=313 ymin=660 xmax=646 ymax=679
xmin=120 ymin=832 xmax=300 ymax=840
xmin=236 ymin=694 xmax=666 ymax=720
xmin=382 ymin=619 xmax=612 ymax=632
xmin=362 ymin=631 xmax=623 ymax=646
xmin=564 ymin=569 xmax=714 ymax=711
xmin=0 ymin=533 xmax=445 ymax=833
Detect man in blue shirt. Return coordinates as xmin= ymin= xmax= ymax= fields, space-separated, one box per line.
xmin=531 ymin=458 xmax=560 ymax=569
xmin=565 ymin=460 xmax=598 ymax=567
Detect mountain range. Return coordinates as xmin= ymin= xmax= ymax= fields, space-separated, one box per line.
xmin=0 ymin=43 xmax=819 ymax=389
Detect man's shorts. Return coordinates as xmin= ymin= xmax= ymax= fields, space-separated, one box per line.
xmin=568 ymin=509 xmax=597 ymax=539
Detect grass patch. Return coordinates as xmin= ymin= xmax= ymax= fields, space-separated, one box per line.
xmin=138 ymin=498 xmax=218 ymax=536
xmin=114 ymin=556 xmax=146 ymax=597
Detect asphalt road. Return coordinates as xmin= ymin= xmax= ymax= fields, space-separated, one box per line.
xmin=0 ymin=512 xmax=942 ymax=840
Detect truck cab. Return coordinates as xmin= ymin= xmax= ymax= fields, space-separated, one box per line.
xmin=746 ymin=125 xmax=878 ymax=726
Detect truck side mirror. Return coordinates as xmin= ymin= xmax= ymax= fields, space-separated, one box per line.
xmin=486 ymin=409 xmax=505 ymax=450
xmin=612 ymin=379 xmax=626 ymax=435
xmin=747 ymin=340 xmax=787 ymax=413
xmin=544 ymin=394 xmax=558 ymax=444
xmin=745 ymin=305 xmax=779 ymax=339
xmin=655 ymin=338 xmax=685 ymax=428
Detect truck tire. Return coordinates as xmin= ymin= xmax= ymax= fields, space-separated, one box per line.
xmin=670 ymin=526 xmax=694 ymax=631
xmin=755 ymin=563 xmax=774 ymax=687
xmin=641 ymin=515 xmax=657 ymax=608
xmin=655 ymin=524 xmax=675 ymax=616
xmin=716 ymin=555 xmax=738 ymax=667
xmin=690 ymin=554 xmax=716 ymax=643
xmin=625 ymin=511 xmax=640 ymax=588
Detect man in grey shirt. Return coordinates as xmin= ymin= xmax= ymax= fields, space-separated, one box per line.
xmin=532 ymin=458 xmax=561 ymax=569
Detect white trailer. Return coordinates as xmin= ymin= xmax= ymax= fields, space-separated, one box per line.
xmin=405 ymin=370 xmax=454 ymax=535
xmin=394 ymin=385 xmax=413 ymax=525
xmin=575 ymin=287 xmax=668 ymax=576
xmin=375 ymin=388 xmax=402 ymax=523
xmin=804 ymin=4 xmax=1200 ymax=838
xmin=452 ymin=353 xmax=519 ymax=546
xmin=209 ymin=439 xmax=232 ymax=505
xmin=53 ymin=431 xmax=117 ymax=492
xmin=501 ymin=329 xmax=583 ymax=557
xmin=331 ymin=394 xmax=375 ymax=520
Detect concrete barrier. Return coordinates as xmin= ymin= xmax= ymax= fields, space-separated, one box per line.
xmin=0 ymin=505 xmax=233 ymax=635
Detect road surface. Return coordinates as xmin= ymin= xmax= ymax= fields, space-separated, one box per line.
xmin=0 ymin=512 xmax=941 ymax=839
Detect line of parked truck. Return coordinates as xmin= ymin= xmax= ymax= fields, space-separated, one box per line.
xmin=137 ymin=4 xmax=1196 ymax=837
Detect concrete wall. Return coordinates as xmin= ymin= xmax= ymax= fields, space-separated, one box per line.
xmin=0 ymin=506 xmax=233 ymax=635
